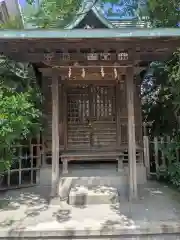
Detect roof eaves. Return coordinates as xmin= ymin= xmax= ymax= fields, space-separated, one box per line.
xmin=1 ymin=28 xmax=180 ymax=40
xmin=64 ymin=12 xmax=87 ymax=29
xmin=64 ymin=1 xmax=92 ymax=29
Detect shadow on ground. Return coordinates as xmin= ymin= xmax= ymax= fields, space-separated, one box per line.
xmin=0 ymin=185 xmax=73 ymax=230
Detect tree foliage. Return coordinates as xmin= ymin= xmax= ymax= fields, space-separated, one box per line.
xmin=0 ymin=16 xmax=24 ymax=29
xmin=141 ymin=0 xmax=180 ymax=137
xmin=144 ymin=0 xmax=180 ymax=185
xmin=147 ymin=0 xmax=180 ymax=27
xmin=142 ymin=52 xmax=180 ymax=137
xmin=0 ymin=59 xmax=42 ymax=173
xmin=25 ymin=0 xmax=123 ymax=28
xmin=0 ymin=17 xmax=42 ymax=175
xmin=26 ymin=0 xmax=96 ymax=28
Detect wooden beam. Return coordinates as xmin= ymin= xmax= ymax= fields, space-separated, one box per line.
xmin=38 ymin=66 xmax=128 ymax=77
xmin=1 ymin=38 xmax=180 ymax=52
xmin=137 ymin=51 xmax=172 ymax=61
xmin=126 ymin=66 xmax=137 ymax=200
xmin=4 ymin=50 xmax=174 ymax=64
xmin=51 ymin=75 xmax=59 ymax=197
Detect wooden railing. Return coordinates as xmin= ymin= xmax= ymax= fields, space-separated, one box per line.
xmin=143 ymin=136 xmax=180 ymax=177
xmin=0 ymin=137 xmax=42 ymax=190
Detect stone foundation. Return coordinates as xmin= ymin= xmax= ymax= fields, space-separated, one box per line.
xmin=39 ymin=163 xmax=147 ymax=200
xmin=39 ymin=163 xmax=147 ymax=188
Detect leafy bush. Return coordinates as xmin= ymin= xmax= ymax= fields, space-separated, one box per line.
xmin=168 ymin=162 xmax=180 ymax=188
xmin=0 ymin=83 xmax=42 ymax=174
xmin=157 ymin=139 xmax=180 ymax=189
xmin=157 ymin=162 xmax=180 ymax=189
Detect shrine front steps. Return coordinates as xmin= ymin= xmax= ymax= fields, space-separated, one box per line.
xmin=58 ymin=173 xmax=128 ymax=204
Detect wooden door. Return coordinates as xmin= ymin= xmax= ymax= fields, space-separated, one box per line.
xmin=91 ymin=86 xmax=116 ymax=149
xmin=67 ymin=85 xmax=91 ymax=150
xmin=67 ymin=84 xmax=116 ymax=150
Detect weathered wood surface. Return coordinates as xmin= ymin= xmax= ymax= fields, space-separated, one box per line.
xmin=61 ymin=151 xmax=124 ymax=174
xmin=126 ymin=66 xmax=137 ymax=199
xmin=1 ymin=38 xmax=179 ymax=50
xmin=42 ymin=77 xmax=142 ymax=154
xmin=1 ymin=37 xmax=179 ymax=64
xmin=3 ymin=51 xmax=174 ymax=64
xmin=51 ymin=75 xmax=59 ymax=197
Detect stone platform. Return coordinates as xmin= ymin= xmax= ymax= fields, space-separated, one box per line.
xmin=58 ymin=173 xmax=128 ymax=201
xmin=1 ymin=181 xmax=180 ymax=239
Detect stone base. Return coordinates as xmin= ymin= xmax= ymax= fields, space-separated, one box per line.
xmin=69 ymin=185 xmax=119 ymax=205
xmin=40 ymin=163 xmax=146 ymax=188
xmin=39 ymin=163 xmax=146 ymax=201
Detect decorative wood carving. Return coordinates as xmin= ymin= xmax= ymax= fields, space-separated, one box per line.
xmin=100 ymin=53 xmax=111 ymax=61
xmin=118 ymin=52 xmax=128 ymax=61
xmin=87 ymin=53 xmax=98 ymax=61
xmin=60 ymin=53 xmax=70 ymax=61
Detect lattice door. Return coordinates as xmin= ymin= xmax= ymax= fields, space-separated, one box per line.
xmin=67 ymin=85 xmax=91 ymax=149
xmin=67 ymin=85 xmax=117 ymax=150
xmin=91 ymin=86 xmax=116 ymax=149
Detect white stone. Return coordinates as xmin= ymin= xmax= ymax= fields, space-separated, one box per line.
xmin=69 ymin=185 xmax=119 ymax=205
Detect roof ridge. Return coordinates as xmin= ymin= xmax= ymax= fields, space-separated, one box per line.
xmin=65 ymin=0 xmax=149 ymax=29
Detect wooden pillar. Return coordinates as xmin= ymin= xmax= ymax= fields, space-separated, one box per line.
xmin=51 ymin=75 xmax=59 ymax=197
xmin=143 ymin=135 xmax=150 ymax=178
xmin=126 ymin=67 xmax=137 ymax=200
xmin=143 ymin=123 xmax=150 ymax=178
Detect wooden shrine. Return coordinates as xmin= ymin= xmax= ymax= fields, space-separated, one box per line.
xmin=0 ymin=27 xmax=180 ymax=199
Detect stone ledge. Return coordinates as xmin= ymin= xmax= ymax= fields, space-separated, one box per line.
xmin=1 ymin=221 xmax=180 ymax=238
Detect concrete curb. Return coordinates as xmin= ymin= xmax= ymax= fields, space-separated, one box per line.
xmin=0 ymin=221 xmax=180 ymax=238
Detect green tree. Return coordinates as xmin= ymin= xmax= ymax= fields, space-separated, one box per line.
xmin=26 ymin=0 xmax=96 ymax=28
xmin=0 ymin=15 xmax=24 ymax=29
xmin=147 ymin=0 xmax=180 ymax=27
xmin=141 ymin=0 xmax=180 ymax=137
xmin=0 ymin=18 xmax=42 ymax=178
xmin=26 ymin=0 xmax=123 ymax=28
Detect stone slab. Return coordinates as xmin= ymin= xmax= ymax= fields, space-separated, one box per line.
xmin=69 ymin=185 xmax=119 ymax=205
xmin=1 ymin=219 xmax=180 ymax=238
xmin=58 ymin=174 xmax=128 ymax=203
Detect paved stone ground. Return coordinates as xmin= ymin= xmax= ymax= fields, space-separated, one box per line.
xmin=0 ymin=163 xmax=180 ymax=239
